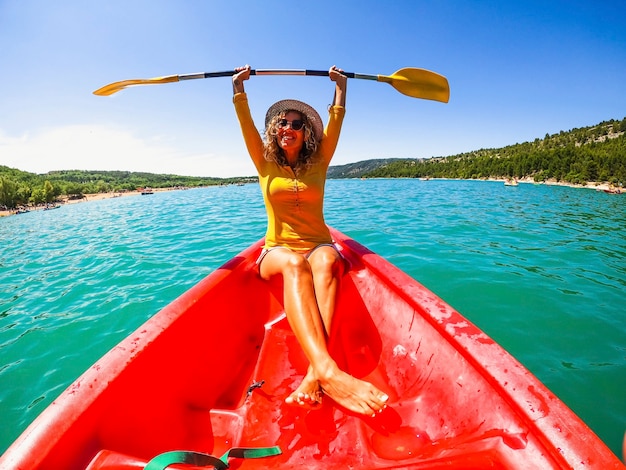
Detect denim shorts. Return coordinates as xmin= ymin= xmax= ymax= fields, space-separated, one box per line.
xmin=255 ymin=243 xmax=342 ymax=267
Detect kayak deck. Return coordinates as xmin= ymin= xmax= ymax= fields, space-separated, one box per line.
xmin=1 ymin=228 xmax=621 ymax=469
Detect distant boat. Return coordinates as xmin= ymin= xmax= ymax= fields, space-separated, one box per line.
xmin=504 ymin=178 xmax=519 ymax=186
xmin=603 ymin=187 xmax=623 ymax=195
xmin=43 ymin=204 xmax=61 ymax=210
xmin=141 ymin=189 xmax=154 ymax=195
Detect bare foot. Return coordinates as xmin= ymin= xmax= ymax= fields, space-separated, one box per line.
xmin=285 ymin=367 xmax=322 ymax=409
xmin=317 ymin=363 xmax=389 ymax=417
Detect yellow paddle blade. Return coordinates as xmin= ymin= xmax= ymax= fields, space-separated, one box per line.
xmin=379 ymin=68 xmax=450 ymax=103
xmin=93 ymin=75 xmax=180 ymax=96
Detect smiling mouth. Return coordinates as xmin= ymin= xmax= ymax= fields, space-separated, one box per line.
xmin=279 ymin=133 xmax=296 ymax=144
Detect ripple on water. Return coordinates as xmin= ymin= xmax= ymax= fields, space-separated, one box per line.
xmin=1 ymin=181 xmax=625 ymax=456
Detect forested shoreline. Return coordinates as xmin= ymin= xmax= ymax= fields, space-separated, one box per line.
xmin=0 ymin=169 xmax=255 ymax=210
xmin=1 ymin=116 xmax=624 ymax=210
xmin=364 ymin=117 xmax=625 ymax=184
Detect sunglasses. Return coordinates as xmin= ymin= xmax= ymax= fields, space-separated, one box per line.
xmin=277 ymin=119 xmax=305 ymax=131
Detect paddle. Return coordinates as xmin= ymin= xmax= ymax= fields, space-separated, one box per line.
xmin=93 ymin=68 xmax=450 ymax=102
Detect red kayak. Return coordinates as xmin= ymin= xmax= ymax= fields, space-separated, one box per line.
xmin=1 ymin=228 xmax=621 ymax=469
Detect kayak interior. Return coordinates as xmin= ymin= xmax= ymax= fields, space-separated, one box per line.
xmin=1 ymin=228 xmax=621 ymax=469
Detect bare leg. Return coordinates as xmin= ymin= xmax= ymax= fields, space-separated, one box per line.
xmin=307 ymin=246 xmax=343 ymax=336
xmin=284 ymin=246 xmax=341 ymax=408
xmin=259 ymin=248 xmax=388 ymax=416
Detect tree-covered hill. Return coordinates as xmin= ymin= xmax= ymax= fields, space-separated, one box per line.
xmin=326 ymin=159 xmax=406 ymax=179
xmin=362 ymin=117 xmax=625 ymax=185
xmin=0 ymin=167 xmax=255 ymax=209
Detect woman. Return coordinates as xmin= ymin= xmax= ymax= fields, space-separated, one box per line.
xmin=232 ymin=65 xmax=388 ymax=417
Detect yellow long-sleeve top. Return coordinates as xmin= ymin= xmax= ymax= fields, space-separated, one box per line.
xmin=233 ymin=92 xmax=345 ymax=252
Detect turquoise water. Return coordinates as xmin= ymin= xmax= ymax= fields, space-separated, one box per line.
xmin=1 ymin=179 xmax=624 ymax=459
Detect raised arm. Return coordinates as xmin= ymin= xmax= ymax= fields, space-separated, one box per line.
xmin=329 ymin=65 xmax=347 ymax=108
xmin=316 ymin=66 xmax=347 ymax=165
xmin=232 ymin=65 xmax=265 ymax=170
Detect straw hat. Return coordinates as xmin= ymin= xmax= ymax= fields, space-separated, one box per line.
xmin=265 ymin=99 xmax=324 ymax=141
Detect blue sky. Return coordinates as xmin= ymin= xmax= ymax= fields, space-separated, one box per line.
xmin=1 ymin=0 xmax=624 ymax=177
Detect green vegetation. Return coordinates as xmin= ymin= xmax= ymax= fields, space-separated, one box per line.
xmin=2 ymin=117 xmax=624 ymax=210
xmin=364 ymin=117 xmax=626 ymax=185
xmin=0 ymin=168 xmax=255 ymax=210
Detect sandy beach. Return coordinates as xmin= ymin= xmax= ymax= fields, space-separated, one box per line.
xmin=496 ymin=177 xmax=618 ymax=191
xmin=0 ymin=188 xmax=175 ymax=218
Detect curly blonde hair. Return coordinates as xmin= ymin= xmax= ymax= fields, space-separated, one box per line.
xmin=263 ymin=111 xmax=319 ymax=173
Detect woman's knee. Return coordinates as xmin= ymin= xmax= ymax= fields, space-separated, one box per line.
xmin=284 ymin=252 xmax=312 ymax=275
xmin=311 ymin=250 xmax=344 ymax=277
xmin=259 ymin=249 xmax=310 ymax=280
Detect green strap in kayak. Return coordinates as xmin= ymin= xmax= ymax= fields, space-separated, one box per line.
xmin=144 ymin=446 xmax=281 ymax=469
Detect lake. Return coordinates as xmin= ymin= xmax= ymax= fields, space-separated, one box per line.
xmin=0 ymin=179 xmax=624 ymax=459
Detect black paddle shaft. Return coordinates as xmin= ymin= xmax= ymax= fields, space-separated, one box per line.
xmin=178 ymin=69 xmax=371 ymax=81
